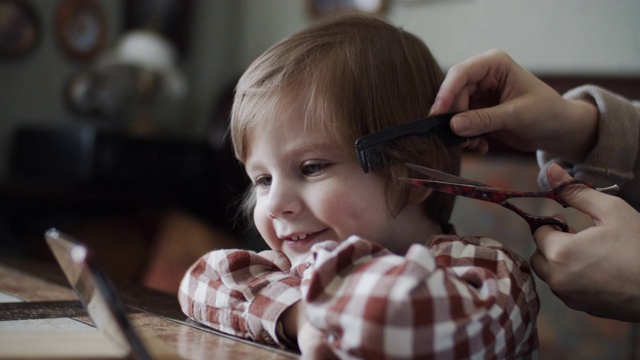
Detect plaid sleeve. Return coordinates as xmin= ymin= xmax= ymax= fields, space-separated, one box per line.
xmin=301 ymin=235 xmax=539 ymax=359
xmin=178 ymin=249 xmax=302 ymax=348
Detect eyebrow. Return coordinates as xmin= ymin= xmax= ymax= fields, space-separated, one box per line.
xmin=245 ymin=139 xmax=344 ymax=171
xmin=290 ymin=137 xmax=348 ymax=159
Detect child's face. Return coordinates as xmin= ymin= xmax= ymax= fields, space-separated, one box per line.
xmin=244 ymin=94 xmax=428 ymax=264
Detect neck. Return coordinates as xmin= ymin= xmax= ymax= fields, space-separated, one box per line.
xmin=386 ymin=203 xmax=443 ymax=255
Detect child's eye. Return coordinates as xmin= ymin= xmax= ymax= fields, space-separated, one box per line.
xmin=254 ymin=175 xmax=272 ymax=187
xmin=301 ymin=162 xmax=330 ymax=176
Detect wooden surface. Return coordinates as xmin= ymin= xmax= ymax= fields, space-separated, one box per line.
xmin=0 ymin=263 xmax=299 ymax=359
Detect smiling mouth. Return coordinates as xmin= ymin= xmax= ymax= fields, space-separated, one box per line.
xmin=288 ymin=233 xmax=309 ymax=241
xmin=283 ymin=229 xmax=327 ymax=248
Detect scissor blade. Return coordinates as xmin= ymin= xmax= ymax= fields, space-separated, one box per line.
xmin=596 ymin=184 xmax=619 ymax=193
xmin=400 ymin=177 xmax=488 ymax=190
xmin=405 ymin=163 xmax=487 ymax=187
xmin=399 ymin=177 xmax=503 ymax=203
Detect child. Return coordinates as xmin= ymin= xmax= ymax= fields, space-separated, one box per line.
xmin=179 ymin=13 xmax=538 ymax=359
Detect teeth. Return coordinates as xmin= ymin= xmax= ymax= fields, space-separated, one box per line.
xmin=290 ymin=233 xmax=308 ymax=241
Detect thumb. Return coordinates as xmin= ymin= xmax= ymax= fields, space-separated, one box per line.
xmin=546 ymin=163 xmax=611 ymax=219
xmin=450 ymin=106 xmax=509 ymax=137
xmin=545 ymin=163 xmax=573 ymax=187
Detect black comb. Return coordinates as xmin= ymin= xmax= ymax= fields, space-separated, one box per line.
xmin=355 ymin=112 xmax=476 ymax=173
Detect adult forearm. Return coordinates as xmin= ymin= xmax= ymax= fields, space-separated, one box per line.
xmin=537 ymin=85 xmax=640 ymax=208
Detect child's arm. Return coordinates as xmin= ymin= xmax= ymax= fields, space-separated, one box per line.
xmin=177 ymin=249 xmax=302 ymax=348
xmin=299 ymin=235 xmax=539 ymax=359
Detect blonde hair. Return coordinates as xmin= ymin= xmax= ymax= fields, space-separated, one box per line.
xmin=231 ymin=12 xmax=460 ymax=226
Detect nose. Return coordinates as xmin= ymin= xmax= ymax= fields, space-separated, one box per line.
xmin=266 ymin=178 xmax=301 ymax=219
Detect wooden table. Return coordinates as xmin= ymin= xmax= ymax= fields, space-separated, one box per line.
xmin=0 ymin=261 xmax=299 ymax=359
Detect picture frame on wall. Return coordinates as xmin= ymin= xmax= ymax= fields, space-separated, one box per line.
xmin=55 ymin=0 xmax=107 ymax=62
xmin=0 ymin=0 xmax=42 ymax=59
xmin=308 ymin=0 xmax=388 ymax=18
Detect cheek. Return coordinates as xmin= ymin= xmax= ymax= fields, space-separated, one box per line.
xmin=316 ymin=180 xmax=393 ymax=240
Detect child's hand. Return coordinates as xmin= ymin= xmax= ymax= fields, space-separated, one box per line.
xmin=298 ymin=321 xmax=335 ymax=359
xmin=258 ymin=250 xmax=291 ymax=271
xmin=281 ymin=301 xmax=335 ymax=358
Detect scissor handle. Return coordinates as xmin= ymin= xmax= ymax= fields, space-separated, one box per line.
xmin=547 ymin=179 xmax=593 ymax=207
xmin=469 ymin=178 xmax=593 ymax=207
xmin=404 ymin=177 xmax=595 ymax=233
xmin=501 ymin=201 xmax=569 ymax=233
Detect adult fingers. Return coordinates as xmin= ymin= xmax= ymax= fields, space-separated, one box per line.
xmin=448 ymin=84 xmax=475 ymax=113
xmin=529 ymin=224 xmax=576 ymax=298
xmin=460 ymin=138 xmax=489 ymax=154
xmin=431 ymin=49 xmax=512 ymax=115
xmin=532 ymin=221 xmax=572 ymax=259
xmin=430 ymin=81 xmax=473 ymax=115
xmin=545 ymin=164 xmax=614 ymax=221
xmin=528 ymin=248 xmax=549 ymax=282
xmin=449 ymin=105 xmax=511 ymax=137
xmin=544 ymin=162 xmax=573 ymax=187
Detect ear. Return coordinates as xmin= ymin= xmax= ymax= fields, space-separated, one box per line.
xmin=408 ymin=186 xmax=433 ymax=204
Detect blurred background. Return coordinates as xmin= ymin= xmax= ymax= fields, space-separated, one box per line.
xmin=1 ymin=0 xmax=638 ymax=358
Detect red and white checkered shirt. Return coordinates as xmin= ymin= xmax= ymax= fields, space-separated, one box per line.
xmin=179 ymin=234 xmax=539 ymax=359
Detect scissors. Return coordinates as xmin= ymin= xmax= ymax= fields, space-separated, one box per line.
xmin=402 ymin=163 xmax=619 ymax=233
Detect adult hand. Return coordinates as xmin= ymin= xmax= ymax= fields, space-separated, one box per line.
xmin=530 ymin=163 xmax=640 ymax=321
xmin=431 ymin=49 xmax=598 ymax=163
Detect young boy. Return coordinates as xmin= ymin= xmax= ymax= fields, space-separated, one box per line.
xmin=179 ymin=13 xmax=538 ymax=359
